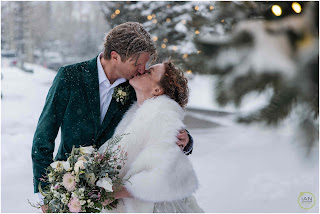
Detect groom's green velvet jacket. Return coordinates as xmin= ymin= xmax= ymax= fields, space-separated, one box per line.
xmin=31 ymin=56 xmax=136 ymax=193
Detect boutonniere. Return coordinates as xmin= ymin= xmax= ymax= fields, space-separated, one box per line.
xmin=113 ymin=86 xmax=130 ymax=105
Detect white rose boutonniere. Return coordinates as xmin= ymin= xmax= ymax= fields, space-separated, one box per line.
xmin=113 ymin=86 xmax=130 ymax=105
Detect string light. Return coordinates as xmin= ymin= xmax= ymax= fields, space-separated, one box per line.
xmin=197 ymin=51 xmax=201 ymax=54
xmin=195 ymin=30 xmax=200 ymax=35
xmin=166 ymin=18 xmax=171 ymax=23
xmin=152 ymin=14 xmax=156 ymax=18
xmin=115 ymin=9 xmax=120 ymax=15
xmin=147 ymin=15 xmax=152 ymax=20
xmin=172 ymin=46 xmax=177 ymax=51
xmin=111 ymin=13 xmax=116 ymax=19
xmin=181 ymin=20 xmax=186 ymax=24
xmin=167 ymin=4 xmax=171 ymax=8
xmin=194 ymin=6 xmax=199 ymax=11
xmin=271 ymin=5 xmax=282 ymax=16
xmin=292 ymin=2 xmax=302 ymax=13
xmin=163 ymin=38 xmax=168 ymax=43
xmin=161 ymin=44 xmax=167 ymax=48
xmin=221 ymin=19 xmax=225 ymax=23
xmin=210 ymin=6 xmax=214 ymax=10
xmin=152 ymin=19 xmax=157 ymax=24
xmin=186 ymin=70 xmax=192 ymax=74
xmin=183 ymin=54 xmax=189 ymax=59
xmin=152 ymin=36 xmax=158 ymax=41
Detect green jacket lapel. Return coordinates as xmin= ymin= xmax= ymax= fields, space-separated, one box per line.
xmin=97 ymin=81 xmax=135 ymax=140
xmin=97 ymin=97 xmax=119 ymax=137
xmin=82 ymin=56 xmax=101 ymax=137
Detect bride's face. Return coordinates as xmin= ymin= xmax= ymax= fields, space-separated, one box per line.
xmin=129 ymin=63 xmax=165 ymax=98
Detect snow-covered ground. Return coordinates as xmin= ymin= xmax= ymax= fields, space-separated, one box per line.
xmin=1 ymin=62 xmax=319 ymax=213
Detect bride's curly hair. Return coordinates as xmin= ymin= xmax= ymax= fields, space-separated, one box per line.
xmin=160 ymin=61 xmax=189 ymax=108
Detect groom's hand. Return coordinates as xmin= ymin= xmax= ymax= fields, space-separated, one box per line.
xmin=176 ymin=129 xmax=189 ymax=150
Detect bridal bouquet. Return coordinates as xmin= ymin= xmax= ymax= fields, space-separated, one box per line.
xmin=32 ymin=135 xmax=127 ymax=213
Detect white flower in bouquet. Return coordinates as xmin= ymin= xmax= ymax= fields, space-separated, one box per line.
xmin=61 ymin=193 xmax=68 ymax=205
xmin=50 ymin=161 xmax=71 ymax=172
xmin=62 ymin=173 xmax=76 ymax=192
xmin=53 ymin=191 xmax=60 ymax=198
xmin=78 ymin=187 xmax=85 ymax=198
xmin=80 ymin=146 xmax=94 ymax=155
xmin=85 ymin=173 xmax=96 ymax=185
xmin=74 ymin=160 xmax=85 ymax=173
xmin=48 ymin=172 xmax=54 ymax=182
xmin=77 ymin=155 xmax=87 ymax=162
xmin=96 ymin=177 xmax=113 ymax=192
xmin=68 ymin=197 xmax=82 ymax=213
xmin=80 ymin=200 xmax=86 ymax=206
xmin=71 ymin=191 xmax=78 ymax=199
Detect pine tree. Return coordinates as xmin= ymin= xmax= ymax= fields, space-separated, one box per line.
xmin=195 ymin=1 xmax=319 ymax=154
xmin=100 ymin=1 xmax=217 ymax=71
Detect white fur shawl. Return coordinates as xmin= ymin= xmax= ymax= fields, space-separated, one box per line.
xmin=101 ymin=95 xmax=198 ymax=212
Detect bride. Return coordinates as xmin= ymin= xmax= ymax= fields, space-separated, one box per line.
xmin=99 ymin=61 xmax=204 ymax=213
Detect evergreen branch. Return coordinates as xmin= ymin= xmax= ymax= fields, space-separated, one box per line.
xmin=238 ymin=89 xmax=297 ymax=124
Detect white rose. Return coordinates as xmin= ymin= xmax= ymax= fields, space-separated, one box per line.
xmin=80 ymin=200 xmax=86 ymax=205
xmin=85 ymin=173 xmax=96 ymax=185
xmin=96 ymin=177 xmax=113 ymax=192
xmin=80 ymin=146 xmax=94 ymax=155
xmin=74 ymin=160 xmax=85 ymax=173
xmin=62 ymin=161 xmax=71 ymax=171
xmin=50 ymin=161 xmax=63 ymax=172
xmin=50 ymin=161 xmax=71 ymax=171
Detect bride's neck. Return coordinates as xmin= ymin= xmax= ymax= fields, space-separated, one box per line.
xmin=135 ymin=91 xmax=152 ymax=106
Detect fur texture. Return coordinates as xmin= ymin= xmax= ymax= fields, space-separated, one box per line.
xmin=107 ymin=95 xmax=199 ymax=212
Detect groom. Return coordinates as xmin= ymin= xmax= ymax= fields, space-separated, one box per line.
xmin=32 ymin=22 xmax=192 ymax=199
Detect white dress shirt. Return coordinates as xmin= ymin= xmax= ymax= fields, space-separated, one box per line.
xmin=97 ymin=52 xmax=126 ymax=123
xmin=37 ymin=53 xmax=126 ymax=204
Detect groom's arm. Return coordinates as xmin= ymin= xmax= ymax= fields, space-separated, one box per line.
xmin=31 ymin=67 xmax=70 ymax=193
xmin=184 ymin=131 xmax=193 ymax=155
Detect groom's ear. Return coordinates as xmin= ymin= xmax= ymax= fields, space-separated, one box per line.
xmin=111 ymin=51 xmax=120 ymax=62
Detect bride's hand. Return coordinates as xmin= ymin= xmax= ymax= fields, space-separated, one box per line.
xmin=102 ymin=187 xmax=133 ymax=206
xmin=114 ymin=186 xmax=133 ymax=199
xmin=41 ymin=205 xmax=48 ymax=213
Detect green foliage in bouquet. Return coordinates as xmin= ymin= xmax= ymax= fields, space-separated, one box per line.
xmin=29 ymin=134 xmax=128 ymax=213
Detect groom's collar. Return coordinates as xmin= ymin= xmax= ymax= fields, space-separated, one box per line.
xmin=97 ymin=52 xmax=126 ymax=86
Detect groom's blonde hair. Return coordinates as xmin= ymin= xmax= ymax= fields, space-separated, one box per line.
xmin=103 ymin=22 xmax=157 ymax=63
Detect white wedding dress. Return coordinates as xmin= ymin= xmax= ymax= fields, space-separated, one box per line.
xmin=154 ymin=196 xmax=204 ymax=213
xmin=100 ymin=96 xmax=204 ymax=213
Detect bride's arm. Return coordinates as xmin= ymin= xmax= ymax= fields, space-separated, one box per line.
xmin=122 ymin=145 xmax=198 ymax=203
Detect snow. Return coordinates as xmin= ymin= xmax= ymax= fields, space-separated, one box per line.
xmin=1 ymin=63 xmax=319 ymax=212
